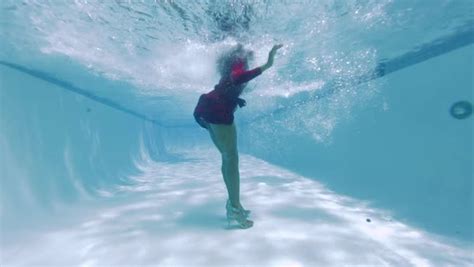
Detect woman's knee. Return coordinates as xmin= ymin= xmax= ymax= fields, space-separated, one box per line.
xmin=221 ymin=149 xmax=239 ymax=162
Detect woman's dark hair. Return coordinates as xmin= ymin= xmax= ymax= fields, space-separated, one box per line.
xmin=217 ymin=44 xmax=254 ymax=77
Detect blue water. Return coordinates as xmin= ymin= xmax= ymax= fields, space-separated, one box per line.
xmin=1 ymin=1 xmax=473 ymax=265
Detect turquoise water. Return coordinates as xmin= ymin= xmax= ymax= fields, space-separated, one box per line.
xmin=1 ymin=1 xmax=473 ymax=265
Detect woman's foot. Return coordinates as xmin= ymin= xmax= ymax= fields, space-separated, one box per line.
xmin=226 ymin=199 xmax=251 ymax=217
xmin=226 ymin=203 xmax=253 ymax=229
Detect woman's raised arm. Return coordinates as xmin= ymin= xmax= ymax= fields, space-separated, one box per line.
xmin=231 ymin=44 xmax=284 ymax=84
xmin=260 ymin=44 xmax=283 ymax=72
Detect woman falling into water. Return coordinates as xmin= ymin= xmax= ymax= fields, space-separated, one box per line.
xmin=193 ymin=44 xmax=283 ymax=229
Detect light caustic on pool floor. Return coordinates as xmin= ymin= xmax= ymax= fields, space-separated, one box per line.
xmin=2 ymin=148 xmax=472 ymax=266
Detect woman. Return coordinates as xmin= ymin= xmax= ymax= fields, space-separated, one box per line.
xmin=193 ymin=44 xmax=283 ymax=229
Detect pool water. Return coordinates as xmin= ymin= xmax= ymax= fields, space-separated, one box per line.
xmin=1 ymin=1 xmax=473 ymax=266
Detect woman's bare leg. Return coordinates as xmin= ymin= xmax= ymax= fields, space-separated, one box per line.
xmin=208 ymin=123 xmax=241 ymax=208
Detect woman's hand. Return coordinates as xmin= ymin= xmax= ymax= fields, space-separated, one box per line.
xmin=236 ymin=98 xmax=246 ymax=108
xmin=262 ymin=44 xmax=283 ymax=71
xmin=269 ymin=44 xmax=283 ymax=59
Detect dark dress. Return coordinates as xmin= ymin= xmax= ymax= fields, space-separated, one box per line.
xmin=193 ymin=67 xmax=262 ymax=129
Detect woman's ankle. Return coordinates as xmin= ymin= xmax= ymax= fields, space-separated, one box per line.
xmin=229 ymin=200 xmax=241 ymax=209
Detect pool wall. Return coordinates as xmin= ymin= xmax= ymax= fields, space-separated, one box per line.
xmin=239 ymin=44 xmax=473 ymax=241
xmin=0 ymin=64 xmax=166 ymax=230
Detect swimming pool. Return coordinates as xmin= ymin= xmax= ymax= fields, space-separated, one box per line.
xmin=1 ymin=1 xmax=472 ymax=265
